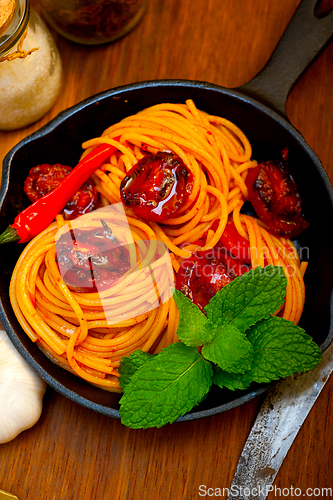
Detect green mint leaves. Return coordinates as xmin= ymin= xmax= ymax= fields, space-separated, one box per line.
xmin=205 ymin=264 xmax=286 ymax=331
xmin=173 ymin=290 xmax=209 ymax=346
xmin=119 ymin=266 xmax=322 ymax=429
xmin=119 ymin=343 xmax=213 ymax=429
xmin=202 ymin=325 xmax=254 ymax=374
xmin=212 ymin=316 xmax=322 ymax=391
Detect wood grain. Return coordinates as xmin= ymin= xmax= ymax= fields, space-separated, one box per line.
xmin=0 ymin=0 xmax=332 ymax=499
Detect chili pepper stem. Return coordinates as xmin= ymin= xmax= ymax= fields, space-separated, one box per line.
xmin=0 ymin=225 xmax=21 ymax=244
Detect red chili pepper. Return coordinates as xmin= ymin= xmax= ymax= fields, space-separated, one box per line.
xmin=23 ymin=163 xmax=99 ymax=220
xmin=0 ymin=143 xmax=117 ymax=244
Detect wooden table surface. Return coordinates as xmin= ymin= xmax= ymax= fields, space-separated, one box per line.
xmin=1 ymin=0 xmax=333 ymax=499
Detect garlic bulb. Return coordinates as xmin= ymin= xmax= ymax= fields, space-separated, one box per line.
xmin=0 ymin=329 xmax=46 ymax=443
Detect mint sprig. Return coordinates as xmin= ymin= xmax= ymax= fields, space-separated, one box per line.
xmin=119 ymin=265 xmax=322 ymax=428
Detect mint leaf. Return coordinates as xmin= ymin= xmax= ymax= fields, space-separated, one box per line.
xmin=213 ymin=368 xmax=252 ymax=391
xmin=119 ymin=350 xmax=154 ymax=389
xmin=213 ymin=316 xmax=322 ymax=390
xmin=198 ymin=321 xmax=220 ymax=344
xmin=119 ymin=343 xmax=213 ymax=429
xmin=246 ymin=315 xmax=322 ymax=383
xmin=173 ymin=289 xmax=209 ymax=346
xmin=202 ymin=325 xmax=253 ymax=374
xmin=205 ymin=265 xmax=287 ymax=332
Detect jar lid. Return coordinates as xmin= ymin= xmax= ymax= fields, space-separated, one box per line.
xmin=0 ymin=0 xmax=16 ymax=36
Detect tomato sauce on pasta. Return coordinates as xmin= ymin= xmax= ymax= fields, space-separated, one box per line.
xmin=9 ymin=100 xmax=307 ymax=392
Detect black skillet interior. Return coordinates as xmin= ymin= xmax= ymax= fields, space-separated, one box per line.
xmin=1 ymin=80 xmax=333 ymax=421
xmin=1 ymin=0 xmax=333 ymax=421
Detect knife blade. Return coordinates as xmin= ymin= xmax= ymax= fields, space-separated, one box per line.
xmin=227 ymin=338 xmax=333 ymax=500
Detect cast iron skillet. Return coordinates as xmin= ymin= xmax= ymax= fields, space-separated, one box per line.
xmin=1 ymin=0 xmax=333 ymax=422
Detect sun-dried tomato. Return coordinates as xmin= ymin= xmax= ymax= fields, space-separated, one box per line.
xmin=56 ymin=222 xmax=131 ymax=292
xmin=24 ymin=163 xmax=99 ymax=220
xmin=176 ymin=241 xmax=250 ymax=312
xmin=120 ymin=152 xmax=193 ymax=222
xmin=246 ymin=148 xmax=309 ymax=238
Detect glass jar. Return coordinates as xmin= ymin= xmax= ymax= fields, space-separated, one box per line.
xmin=0 ymin=0 xmax=62 ymax=130
xmin=40 ymin=0 xmax=147 ymax=45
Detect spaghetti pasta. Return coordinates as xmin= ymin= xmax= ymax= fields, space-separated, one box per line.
xmin=10 ymin=99 xmax=307 ymax=392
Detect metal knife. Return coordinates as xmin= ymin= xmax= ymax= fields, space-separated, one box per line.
xmin=227 ymin=338 xmax=333 ymax=500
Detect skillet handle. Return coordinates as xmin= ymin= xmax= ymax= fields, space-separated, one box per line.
xmin=238 ymin=0 xmax=333 ymax=117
